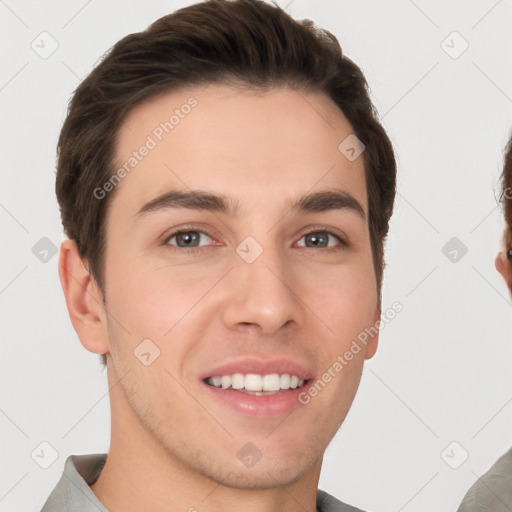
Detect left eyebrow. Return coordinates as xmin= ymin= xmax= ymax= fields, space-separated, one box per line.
xmin=133 ymin=187 xmax=366 ymax=222
xmin=292 ymin=189 xmax=366 ymax=220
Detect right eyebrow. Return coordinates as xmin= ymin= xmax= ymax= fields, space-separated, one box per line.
xmin=134 ymin=190 xmax=241 ymax=222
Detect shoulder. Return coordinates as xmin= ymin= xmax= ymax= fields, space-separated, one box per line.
xmin=457 ymin=447 xmax=512 ymax=512
xmin=317 ymin=489 xmax=368 ymax=512
xmin=39 ymin=454 xmax=108 ymax=512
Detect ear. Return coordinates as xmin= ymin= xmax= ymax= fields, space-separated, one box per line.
xmin=495 ymin=252 xmax=512 ymax=290
xmin=364 ymin=306 xmax=380 ymax=360
xmin=58 ymin=239 xmax=110 ymax=356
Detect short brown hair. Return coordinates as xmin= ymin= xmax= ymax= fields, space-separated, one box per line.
xmin=55 ymin=0 xmax=397 ymax=367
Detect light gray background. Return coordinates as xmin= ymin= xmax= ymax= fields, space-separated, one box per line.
xmin=1 ymin=1 xmax=512 ymax=511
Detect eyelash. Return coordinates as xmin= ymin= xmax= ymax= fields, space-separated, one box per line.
xmin=162 ymin=227 xmax=348 ymax=254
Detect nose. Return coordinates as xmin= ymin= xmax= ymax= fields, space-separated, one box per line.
xmin=221 ymin=243 xmax=304 ymax=336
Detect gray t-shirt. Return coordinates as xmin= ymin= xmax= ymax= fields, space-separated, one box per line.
xmin=457 ymin=447 xmax=512 ymax=511
xmin=39 ymin=454 xmax=367 ymax=512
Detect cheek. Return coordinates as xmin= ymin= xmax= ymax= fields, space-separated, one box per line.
xmin=301 ymin=260 xmax=378 ymax=341
xmin=105 ymin=255 xmax=218 ymax=347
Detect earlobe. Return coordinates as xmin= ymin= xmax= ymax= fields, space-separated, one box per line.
xmin=364 ymin=306 xmax=380 ymax=360
xmin=58 ymin=239 xmax=109 ymax=356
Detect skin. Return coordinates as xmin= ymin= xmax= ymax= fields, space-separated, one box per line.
xmin=495 ymin=232 xmax=511 ymax=288
xmin=58 ymin=84 xmax=381 ymax=512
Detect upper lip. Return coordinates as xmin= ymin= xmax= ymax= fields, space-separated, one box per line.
xmin=199 ymin=356 xmax=314 ymax=381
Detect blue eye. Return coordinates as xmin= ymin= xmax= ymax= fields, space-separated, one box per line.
xmin=165 ymin=230 xmax=212 ymax=250
xmin=163 ymin=228 xmax=347 ymax=253
xmin=296 ymin=231 xmax=345 ymax=249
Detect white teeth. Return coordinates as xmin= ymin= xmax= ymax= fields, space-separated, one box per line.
xmin=245 ymin=374 xmax=263 ymax=391
xmin=280 ymin=374 xmax=291 ymax=389
xmin=206 ymin=373 xmax=306 ymax=391
xmin=231 ymin=373 xmax=244 ymax=390
xmin=262 ymin=373 xmax=281 ymax=391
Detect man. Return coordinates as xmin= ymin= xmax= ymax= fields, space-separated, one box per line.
xmin=457 ymin=135 xmax=512 ymax=511
xmin=41 ymin=0 xmax=396 ymax=511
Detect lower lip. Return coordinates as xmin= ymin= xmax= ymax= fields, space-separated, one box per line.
xmin=200 ymin=381 xmax=310 ymax=417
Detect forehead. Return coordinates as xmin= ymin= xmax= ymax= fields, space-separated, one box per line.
xmin=109 ymin=84 xmax=367 ymax=220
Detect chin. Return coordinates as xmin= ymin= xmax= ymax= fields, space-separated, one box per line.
xmin=203 ymin=440 xmax=321 ymax=489
xmin=206 ymin=459 xmax=312 ymax=490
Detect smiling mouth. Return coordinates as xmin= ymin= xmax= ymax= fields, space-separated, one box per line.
xmin=203 ymin=373 xmax=309 ymax=395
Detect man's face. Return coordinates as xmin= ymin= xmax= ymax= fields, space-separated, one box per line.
xmin=98 ymin=84 xmax=380 ymax=488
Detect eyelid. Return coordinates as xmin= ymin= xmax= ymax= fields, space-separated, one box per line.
xmin=161 ymin=221 xmax=218 ymax=240
xmin=162 ymin=224 xmax=349 ymax=251
xmin=163 ymin=227 xmax=215 ymax=248
xmin=295 ymin=225 xmax=348 ymax=246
